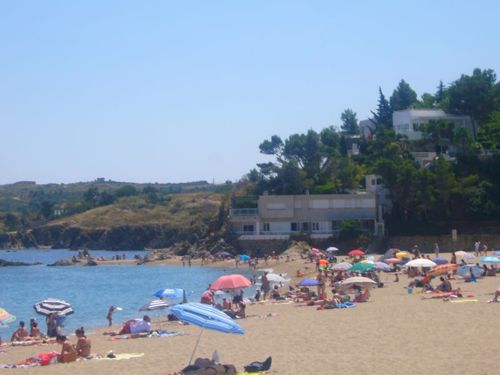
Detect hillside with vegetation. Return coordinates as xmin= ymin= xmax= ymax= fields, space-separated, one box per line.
xmin=0 ymin=180 xmax=231 ymax=250
xmin=236 ymin=68 xmax=500 ymax=237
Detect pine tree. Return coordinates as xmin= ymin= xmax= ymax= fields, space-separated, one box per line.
xmin=370 ymin=87 xmax=393 ymax=128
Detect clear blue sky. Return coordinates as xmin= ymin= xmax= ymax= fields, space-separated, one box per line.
xmin=1 ymin=1 xmax=499 ymax=185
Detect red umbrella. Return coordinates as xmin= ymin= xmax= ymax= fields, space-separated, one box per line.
xmin=348 ymin=249 xmax=365 ymax=257
xmin=210 ymin=274 xmax=251 ymax=290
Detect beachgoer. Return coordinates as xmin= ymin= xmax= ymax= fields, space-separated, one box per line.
xmin=30 ymin=320 xmax=41 ymax=338
xmin=261 ymin=272 xmax=270 ymax=300
xmin=46 ymin=313 xmax=57 ymax=338
xmin=434 ymin=243 xmax=440 ymax=257
xmin=474 ymin=241 xmax=481 ymax=257
xmin=75 ymin=327 xmax=92 ymax=358
xmin=450 ymin=252 xmax=457 ymax=265
xmin=437 ymin=277 xmax=452 ymax=292
xmin=11 ymin=321 xmax=29 ymax=342
xmin=56 ymin=334 xmax=77 ymax=363
xmin=119 ymin=315 xmax=152 ymax=335
xmin=394 ymin=273 xmax=399 ymax=283
xmin=488 ymin=289 xmax=500 ymax=303
xmin=200 ymin=289 xmax=214 ymax=305
xmin=106 ymin=306 xmax=116 ymax=327
xmin=482 ymin=243 xmax=488 ymax=256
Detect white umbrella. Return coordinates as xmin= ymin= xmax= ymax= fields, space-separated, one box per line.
xmin=265 ymin=273 xmax=289 ymax=284
xmin=326 ymin=247 xmax=339 ymax=252
xmin=339 ymin=277 xmax=377 ymax=290
xmin=374 ymin=261 xmax=391 ymax=271
xmin=404 ymin=259 xmax=437 ymax=268
xmin=332 ymin=262 xmax=352 ymax=271
xmin=139 ymin=299 xmax=170 ymax=311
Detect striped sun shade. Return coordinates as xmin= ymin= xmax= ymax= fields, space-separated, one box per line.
xmin=33 ymin=298 xmax=74 ymax=316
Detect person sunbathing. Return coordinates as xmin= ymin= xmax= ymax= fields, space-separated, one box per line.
xmin=353 ymin=288 xmax=370 ymax=303
xmin=56 ymin=334 xmax=77 ymax=363
xmin=175 ymin=357 xmax=237 ymax=374
xmin=117 ymin=315 xmax=152 ymax=335
xmin=11 ymin=321 xmax=29 ymax=342
xmin=75 ymin=327 xmax=92 ymax=358
xmin=488 ymin=290 xmax=500 ymax=303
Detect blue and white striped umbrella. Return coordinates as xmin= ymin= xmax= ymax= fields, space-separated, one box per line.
xmin=170 ymin=302 xmax=244 ymax=365
xmin=170 ymin=303 xmax=244 ymax=335
xmin=153 ymin=288 xmax=184 ymax=298
xmin=34 ymin=298 xmax=74 ymax=316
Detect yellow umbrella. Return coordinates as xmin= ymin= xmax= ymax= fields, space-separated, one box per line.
xmin=396 ymin=251 xmax=410 ymax=259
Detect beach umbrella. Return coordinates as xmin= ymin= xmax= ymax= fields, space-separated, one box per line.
xmin=349 ymin=262 xmax=375 ymax=273
xmin=348 ymin=249 xmax=365 ymax=257
xmin=326 ymin=247 xmax=339 ymax=253
xmin=432 ymin=257 xmax=449 ymax=265
xmin=265 ymin=273 xmax=289 ymax=284
xmin=169 ymin=302 xmax=244 ymax=365
xmin=396 ymin=251 xmax=410 ymax=259
xmin=154 ymin=288 xmax=185 ymax=299
xmin=298 ymin=278 xmax=319 ymax=286
xmin=319 ymin=259 xmax=329 ymax=267
xmin=34 ymin=298 xmax=74 ymax=316
xmin=239 ymin=254 xmax=251 ymax=262
xmin=332 ymin=262 xmax=352 ymax=271
xmin=404 ymin=259 xmax=437 ymax=268
xmin=339 ymin=277 xmax=377 ymax=291
xmin=210 ymin=274 xmax=251 ymax=290
xmin=374 ymin=261 xmax=391 ymax=271
xmin=385 ymin=257 xmax=402 ymax=264
xmin=0 ymin=307 xmax=16 ymax=326
xmin=495 ymin=251 xmax=500 ymax=256
xmin=480 ymin=256 xmax=500 ymax=263
xmin=427 ymin=264 xmax=458 ymax=277
xmin=216 ymin=251 xmax=232 ymax=258
xmin=309 ymin=248 xmax=322 ymax=256
xmin=455 ymin=251 xmax=475 ymax=260
xmin=457 ymin=265 xmax=483 ymax=278
xmin=139 ymin=299 xmax=170 ymax=311
xmin=383 ymin=248 xmax=399 ymax=259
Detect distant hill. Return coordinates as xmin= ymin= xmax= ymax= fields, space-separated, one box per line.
xmin=0 ymin=192 xmax=227 ymax=250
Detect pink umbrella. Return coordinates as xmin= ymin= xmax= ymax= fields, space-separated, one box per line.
xmin=210 ymin=274 xmax=252 ymax=290
xmin=348 ymin=249 xmax=365 ymax=257
xmin=385 ymin=257 xmax=402 ymax=264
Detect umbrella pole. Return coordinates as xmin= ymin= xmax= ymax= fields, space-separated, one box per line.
xmin=188 ymin=327 xmax=204 ymax=365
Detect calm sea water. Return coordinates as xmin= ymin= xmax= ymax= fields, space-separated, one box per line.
xmin=0 ymin=249 xmax=254 ymax=339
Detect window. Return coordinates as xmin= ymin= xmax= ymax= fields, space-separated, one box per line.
xmin=332 ymin=221 xmax=340 ymax=230
xmin=243 ymin=225 xmax=254 ymax=233
xmin=267 ymin=203 xmax=286 ymax=210
xmin=291 ymin=222 xmax=298 ymax=231
xmin=263 ymin=223 xmax=270 ymax=232
xmin=312 ymin=222 xmax=319 ymax=231
xmin=301 ymin=222 xmax=309 ymax=231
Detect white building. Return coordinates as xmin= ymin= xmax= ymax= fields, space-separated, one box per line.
xmin=393 ymin=109 xmax=474 ymax=141
xmin=229 ymin=176 xmax=385 ymax=240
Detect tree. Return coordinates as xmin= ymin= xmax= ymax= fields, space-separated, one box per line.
xmin=434 ymin=80 xmax=447 ymax=108
xmin=340 ymin=109 xmax=359 ymax=134
xmin=370 ymin=87 xmax=393 ymax=128
xmin=259 ymin=135 xmax=284 ymax=160
xmin=115 ymin=185 xmax=138 ymax=198
xmin=40 ymin=201 xmax=54 ymax=219
xmin=478 ymin=111 xmax=500 ymax=151
xmin=446 ymin=68 xmax=498 ymax=124
xmin=4 ymin=213 xmax=20 ymax=231
xmin=390 ymin=79 xmax=418 ymax=111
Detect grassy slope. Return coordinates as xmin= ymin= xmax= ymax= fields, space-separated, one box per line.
xmin=46 ymin=193 xmax=224 ymax=230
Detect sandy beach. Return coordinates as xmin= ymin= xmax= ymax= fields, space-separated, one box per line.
xmin=2 ymin=250 xmax=499 ymax=375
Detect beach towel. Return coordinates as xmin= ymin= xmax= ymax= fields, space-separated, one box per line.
xmin=336 ymin=302 xmax=356 ymax=308
xmin=449 ymin=299 xmax=478 ymax=303
xmin=96 ymin=353 xmax=144 ymax=360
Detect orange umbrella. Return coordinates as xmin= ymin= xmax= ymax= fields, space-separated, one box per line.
xmin=319 ymin=259 xmax=329 ymax=266
xmin=427 ymin=264 xmax=458 ymax=277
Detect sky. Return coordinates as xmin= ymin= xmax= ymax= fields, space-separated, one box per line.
xmin=1 ymin=0 xmax=499 ymax=185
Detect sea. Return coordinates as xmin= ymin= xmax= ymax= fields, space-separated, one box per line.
xmin=0 ymin=249 xmax=255 ymax=339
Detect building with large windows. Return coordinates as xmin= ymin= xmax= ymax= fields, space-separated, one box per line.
xmin=229 ymin=176 xmax=385 ymax=240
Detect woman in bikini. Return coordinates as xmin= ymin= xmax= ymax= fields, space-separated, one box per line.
xmin=56 ymin=334 xmax=77 ymax=363
xmin=75 ymin=327 xmax=92 ymax=358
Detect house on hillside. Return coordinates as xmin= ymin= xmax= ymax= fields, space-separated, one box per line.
xmin=393 ymin=109 xmax=474 ymax=141
xmin=229 ymin=175 xmax=386 ymax=241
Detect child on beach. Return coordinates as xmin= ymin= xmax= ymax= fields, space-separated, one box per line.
xmin=106 ymin=306 xmax=115 ymax=326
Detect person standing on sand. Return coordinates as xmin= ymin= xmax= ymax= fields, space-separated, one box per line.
xmin=474 ymin=241 xmax=481 ymax=257
xmin=434 ymin=243 xmax=440 ymax=257
xmin=106 ymin=306 xmax=115 ymax=327
xmin=261 ymin=272 xmax=270 ymax=300
xmin=46 ymin=313 xmax=57 ymax=338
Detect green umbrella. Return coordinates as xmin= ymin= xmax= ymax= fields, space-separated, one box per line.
xmin=349 ymin=262 xmax=375 ymax=272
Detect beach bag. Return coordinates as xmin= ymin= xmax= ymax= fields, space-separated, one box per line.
xmin=244 ymin=356 xmax=272 ymax=372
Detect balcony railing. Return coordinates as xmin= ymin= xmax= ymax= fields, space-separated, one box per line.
xmin=230 ymin=208 xmax=258 ymax=216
